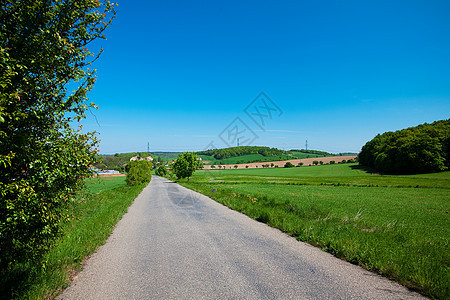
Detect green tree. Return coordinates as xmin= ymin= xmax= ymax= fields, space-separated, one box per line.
xmin=172 ymin=152 xmax=200 ymax=181
xmin=155 ymin=165 xmax=167 ymax=177
xmin=359 ymin=120 xmax=449 ymax=174
xmin=284 ymin=162 xmax=294 ymax=168
xmin=126 ymin=160 xmax=152 ymax=186
xmin=0 ymin=1 xmax=116 ymax=269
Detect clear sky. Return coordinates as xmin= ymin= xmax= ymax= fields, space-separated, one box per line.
xmin=82 ymin=0 xmax=450 ymax=154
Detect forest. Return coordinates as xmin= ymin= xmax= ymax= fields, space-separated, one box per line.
xmin=358 ymin=119 xmax=449 ymax=174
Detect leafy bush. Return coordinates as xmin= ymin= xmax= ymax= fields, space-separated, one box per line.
xmin=172 ymin=152 xmax=200 ymax=181
xmin=0 ymin=1 xmax=115 ymax=270
xmin=126 ymin=161 xmax=152 ymax=186
xmin=359 ymin=120 xmax=449 ymax=174
xmin=155 ymin=165 xmax=167 ymax=177
xmin=284 ymin=162 xmax=295 ymax=168
xmin=313 ymin=160 xmax=319 ymax=165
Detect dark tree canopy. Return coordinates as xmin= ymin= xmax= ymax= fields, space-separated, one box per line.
xmin=0 ymin=0 xmax=116 ymax=268
xmin=198 ymin=146 xmax=286 ymax=160
xmin=358 ymin=120 xmax=449 ymax=174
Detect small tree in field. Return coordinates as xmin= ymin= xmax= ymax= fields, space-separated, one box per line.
xmin=284 ymin=162 xmax=295 ymax=168
xmin=0 ymin=1 xmax=116 ymax=269
xmin=313 ymin=160 xmax=319 ymax=165
xmin=172 ymin=152 xmax=200 ymax=181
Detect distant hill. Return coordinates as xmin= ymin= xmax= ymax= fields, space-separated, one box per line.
xmin=96 ymin=147 xmax=358 ymax=169
xmin=95 ymin=152 xmax=180 ymax=170
xmin=197 ymin=146 xmax=287 ymax=160
xmin=197 ymin=146 xmax=352 ymax=165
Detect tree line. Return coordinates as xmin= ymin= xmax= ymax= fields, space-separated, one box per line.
xmin=198 ymin=146 xmax=287 ymax=160
xmin=358 ymin=119 xmax=449 ymax=174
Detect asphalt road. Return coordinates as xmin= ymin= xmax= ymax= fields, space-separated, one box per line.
xmin=57 ymin=176 xmax=424 ymax=299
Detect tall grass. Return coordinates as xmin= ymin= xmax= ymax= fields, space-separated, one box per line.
xmin=0 ymin=176 xmax=146 ymax=299
xmin=180 ymin=165 xmax=450 ymax=299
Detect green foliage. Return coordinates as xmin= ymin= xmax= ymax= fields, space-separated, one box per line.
xmin=359 ymin=120 xmax=450 ymax=174
xmin=126 ymin=160 xmax=152 ymax=186
xmin=155 ymin=165 xmax=168 ymax=177
xmin=1 ymin=177 xmax=145 ymax=299
xmin=284 ymin=162 xmax=295 ymax=168
xmin=198 ymin=146 xmax=287 ymax=160
xmin=313 ymin=160 xmax=319 ymax=165
xmin=172 ymin=152 xmax=200 ymax=181
xmin=0 ymin=1 xmax=116 ymax=269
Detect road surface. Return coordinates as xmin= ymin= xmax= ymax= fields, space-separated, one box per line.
xmin=57 ymin=176 xmax=423 ymax=299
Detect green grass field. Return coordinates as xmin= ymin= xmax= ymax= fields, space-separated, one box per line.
xmin=179 ymin=164 xmax=450 ymax=299
xmin=1 ymin=176 xmax=146 ymax=299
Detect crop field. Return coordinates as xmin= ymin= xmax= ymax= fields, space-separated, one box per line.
xmin=180 ymin=164 xmax=450 ymax=299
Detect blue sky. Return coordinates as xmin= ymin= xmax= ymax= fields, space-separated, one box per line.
xmin=83 ymin=0 xmax=450 ymax=154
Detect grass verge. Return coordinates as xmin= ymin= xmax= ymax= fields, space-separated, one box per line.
xmin=1 ymin=176 xmax=147 ymax=299
xmin=179 ymin=165 xmax=449 ymax=299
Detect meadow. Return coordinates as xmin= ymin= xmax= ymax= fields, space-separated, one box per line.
xmin=1 ymin=176 xmax=147 ymax=299
xmin=180 ymin=164 xmax=450 ymax=299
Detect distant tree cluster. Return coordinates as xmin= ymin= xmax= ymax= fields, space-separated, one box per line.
xmin=198 ymin=146 xmax=287 ymax=160
xmin=358 ymin=120 xmax=449 ymax=174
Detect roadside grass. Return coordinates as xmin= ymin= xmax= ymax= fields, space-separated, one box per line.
xmin=179 ymin=165 xmax=450 ymax=299
xmin=0 ymin=176 xmax=146 ymax=299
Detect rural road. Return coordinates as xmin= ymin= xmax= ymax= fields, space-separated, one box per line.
xmin=57 ymin=176 xmax=424 ymax=299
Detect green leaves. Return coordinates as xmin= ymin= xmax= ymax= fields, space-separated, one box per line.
xmin=0 ymin=0 xmax=115 ymax=269
xmin=172 ymin=152 xmax=201 ymax=181
xmin=359 ymin=120 xmax=450 ymax=174
xmin=126 ymin=160 xmax=152 ymax=186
